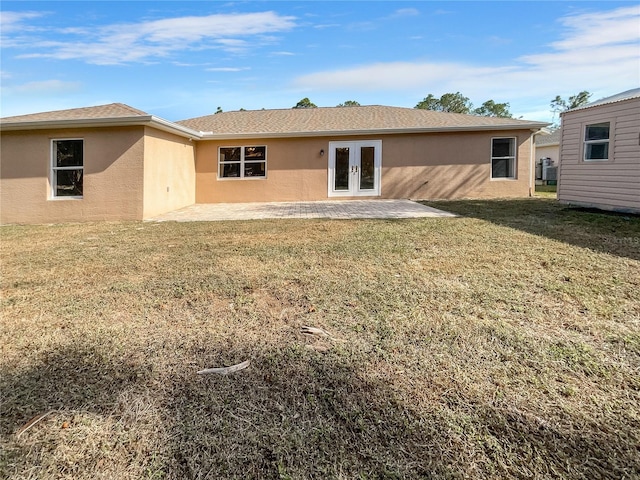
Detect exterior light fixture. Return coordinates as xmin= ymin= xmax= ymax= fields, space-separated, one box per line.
xmin=320 ymin=149 xmax=325 ymax=156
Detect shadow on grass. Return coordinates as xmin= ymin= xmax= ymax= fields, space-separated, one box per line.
xmin=1 ymin=343 xmax=147 ymax=436
xmin=2 ymin=338 xmax=637 ymax=479
xmin=159 ymin=341 xmax=638 ymax=479
xmin=0 ymin=340 xmax=151 ymax=478
xmin=422 ymin=198 xmax=640 ymax=261
xmin=161 ymin=346 xmax=452 ymax=479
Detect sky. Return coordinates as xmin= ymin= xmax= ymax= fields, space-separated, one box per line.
xmin=1 ymin=1 xmax=639 ymax=123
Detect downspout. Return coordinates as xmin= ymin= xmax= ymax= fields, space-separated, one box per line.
xmin=529 ymin=130 xmax=536 ymax=197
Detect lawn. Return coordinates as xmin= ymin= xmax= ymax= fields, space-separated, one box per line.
xmin=1 ymin=198 xmax=639 ymax=479
xmin=534 ymin=184 xmax=557 ymax=199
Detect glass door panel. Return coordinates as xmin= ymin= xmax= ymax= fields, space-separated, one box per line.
xmin=359 ymin=146 xmax=375 ymax=190
xmin=334 ymin=147 xmax=350 ymax=191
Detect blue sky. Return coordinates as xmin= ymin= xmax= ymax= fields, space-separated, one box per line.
xmin=1 ymin=1 xmax=639 ymax=122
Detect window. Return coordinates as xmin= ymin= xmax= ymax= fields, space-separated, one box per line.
xmin=52 ymin=139 xmax=83 ymax=197
xmin=219 ymin=146 xmax=266 ymax=179
xmin=491 ymin=137 xmax=516 ymax=179
xmin=584 ymin=122 xmax=610 ymax=161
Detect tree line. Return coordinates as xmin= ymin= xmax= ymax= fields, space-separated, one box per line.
xmin=292 ymin=92 xmax=591 ymax=121
xmin=217 ymin=91 xmax=592 ymax=122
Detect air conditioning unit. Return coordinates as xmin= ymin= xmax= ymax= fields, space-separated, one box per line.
xmin=543 ymin=165 xmax=557 ymax=181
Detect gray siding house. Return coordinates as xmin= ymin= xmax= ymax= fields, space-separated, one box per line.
xmin=558 ymin=88 xmax=640 ymax=213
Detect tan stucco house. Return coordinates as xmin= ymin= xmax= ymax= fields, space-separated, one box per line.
xmin=1 ymin=103 xmax=547 ymax=224
xmin=558 ymin=88 xmax=640 ymax=214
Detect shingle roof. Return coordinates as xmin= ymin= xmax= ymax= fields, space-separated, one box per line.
xmin=566 ymin=88 xmax=640 ymax=112
xmin=0 ymin=103 xmax=202 ymax=138
xmin=1 ymin=103 xmax=547 ymax=139
xmin=535 ymin=128 xmax=561 ymax=146
xmin=1 ymin=103 xmax=150 ymax=123
xmin=177 ymin=105 xmax=547 ymax=138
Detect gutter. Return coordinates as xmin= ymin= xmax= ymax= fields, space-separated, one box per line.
xmin=529 ymin=130 xmax=535 ymax=197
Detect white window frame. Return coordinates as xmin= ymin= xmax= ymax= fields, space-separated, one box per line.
xmin=217 ymin=145 xmax=267 ymax=180
xmin=490 ymin=137 xmax=517 ymax=180
xmin=51 ymin=138 xmax=84 ymax=199
xmin=583 ymin=122 xmax=610 ymax=162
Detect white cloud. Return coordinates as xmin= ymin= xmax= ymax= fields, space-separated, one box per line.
xmin=5 ymin=11 xmax=297 ymax=65
xmin=9 ymin=79 xmax=82 ymax=94
xmin=292 ymin=5 xmax=640 ymax=115
xmin=0 ymin=11 xmax=45 ymax=33
xmin=206 ymin=67 xmax=250 ymax=72
xmin=313 ymin=23 xmax=341 ymax=30
xmin=391 ymin=8 xmax=420 ymax=18
xmin=551 ymin=5 xmax=640 ymax=50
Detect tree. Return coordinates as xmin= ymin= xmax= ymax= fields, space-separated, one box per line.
xmin=414 ymin=94 xmax=440 ymax=111
xmin=416 ymin=92 xmax=515 ymax=118
xmin=550 ymin=91 xmax=592 ymax=113
xmin=415 ymin=92 xmax=473 ymax=114
xmin=293 ymin=97 xmax=317 ymax=109
xmin=337 ymin=100 xmax=361 ymax=107
xmin=550 ymin=91 xmax=591 ymax=129
xmin=473 ymin=100 xmax=512 ymax=118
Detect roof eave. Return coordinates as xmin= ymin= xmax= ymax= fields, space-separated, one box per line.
xmin=0 ymin=116 xmax=202 ymax=139
xmin=199 ymin=123 xmax=549 ymax=140
xmin=562 ymin=93 xmax=640 ymax=115
xmin=148 ymin=116 xmax=202 ymax=138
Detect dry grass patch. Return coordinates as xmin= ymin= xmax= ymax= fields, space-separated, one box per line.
xmin=1 ymin=199 xmax=639 ymax=479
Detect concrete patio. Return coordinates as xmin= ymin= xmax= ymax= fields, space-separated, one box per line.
xmin=147 ymin=199 xmax=456 ymax=222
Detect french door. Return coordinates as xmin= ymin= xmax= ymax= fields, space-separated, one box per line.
xmin=328 ymin=140 xmax=381 ymax=197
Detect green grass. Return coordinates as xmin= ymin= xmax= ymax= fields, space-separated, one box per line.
xmin=535 ymin=184 xmax=557 ymax=199
xmin=1 ymin=198 xmax=639 ymax=479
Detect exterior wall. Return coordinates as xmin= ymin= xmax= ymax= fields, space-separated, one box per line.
xmin=1 ymin=127 xmax=145 ymax=224
xmin=195 ymin=130 xmax=534 ymax=203
xmin=535 ymin=144 xmax=559 ymax=164
xmin=558 ymin=97 xmax=640 ymax=213
xmin=142 ymin=127 xmax=196 ymax=218
xmin=381 ymin=130 xmax=532 ymax=200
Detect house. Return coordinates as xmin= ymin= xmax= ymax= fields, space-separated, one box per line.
xmin=558 ymin=88 xmax=640 ymax=214
xmin=0 ymin=104 xmax=199 ymax=224
xmin=1 ymin=103 xmax=547 ymax=224
xmin=534 ymin=128 xmax=561 ymax=185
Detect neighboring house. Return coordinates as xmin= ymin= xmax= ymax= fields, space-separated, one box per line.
xmin=534 ymin=128 xmax=561 ymax=184
xmin=1 ymin=103 xmax=547 ymax=224
xmin=558 ymin=88 xmax=640 ymax=214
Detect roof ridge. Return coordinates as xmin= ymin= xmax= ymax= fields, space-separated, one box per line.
xmin=110 ymin=102 xmax=151 ymax=116
xmin=175 ymin=104 xmax=474 ymax=124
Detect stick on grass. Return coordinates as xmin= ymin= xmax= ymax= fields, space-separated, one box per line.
xmin=197 ymin=360 xmax=250 ymax=375
xmin=15 ymin=410 xmax=55 ymax=439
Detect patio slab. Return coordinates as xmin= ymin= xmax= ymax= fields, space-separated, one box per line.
xmin=147 ymin=199 xmax=456 ymax=222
